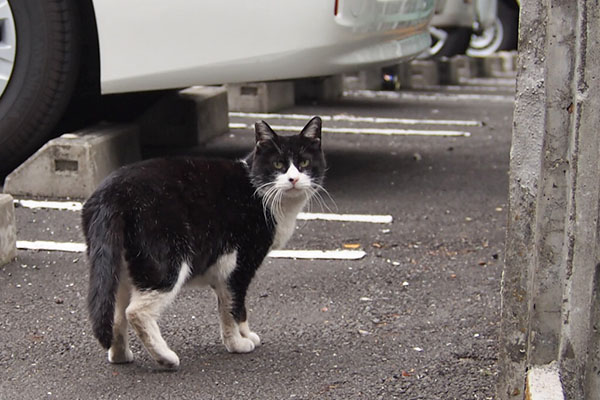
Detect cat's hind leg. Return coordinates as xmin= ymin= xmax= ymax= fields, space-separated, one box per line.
xmin=125 ymin=262 xmax=191 ymax=369
xmin=108 ymin=268 xmax=133 ymax=364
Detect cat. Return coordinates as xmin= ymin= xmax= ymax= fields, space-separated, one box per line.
xmin=81 ymin=116 xmax=326 ymax=369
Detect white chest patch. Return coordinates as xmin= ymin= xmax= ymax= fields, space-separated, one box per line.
xmin=271 ymin=211 xmax=298 ymax=250
xmin=271 ymin=197 xmax=307 ymax=250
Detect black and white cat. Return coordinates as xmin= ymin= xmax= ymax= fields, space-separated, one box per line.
xmin=82 ymin=117 xmax=325 ymax=369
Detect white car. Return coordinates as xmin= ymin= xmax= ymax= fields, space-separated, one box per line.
xmin=0 ymin=0 xmax=434 ymax=176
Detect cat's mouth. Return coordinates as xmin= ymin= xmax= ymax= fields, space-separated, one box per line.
xmin=283 ymin=185 xmax=307 ymax=197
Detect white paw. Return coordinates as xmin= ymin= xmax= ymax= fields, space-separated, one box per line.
xmin=224 ymin=336 xmax=256 ymax=353
xmin=108 ymin=347 xmax=134 ymax=364
xmin=244 ymin=331 xmax=261 ymax=347
xmin=155 ymin=349 xmax=180 ymax=369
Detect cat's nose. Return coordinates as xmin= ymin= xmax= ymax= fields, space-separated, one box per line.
xmin=289 ymin=176 xmax=299 ymax=185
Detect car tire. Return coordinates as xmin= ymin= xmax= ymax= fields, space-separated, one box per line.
xmin=467 ymin=0 xmax=519 ymax=57
xmin=430 ymin=27 xmax=473 ymax=59
xmin=496 ymin=0 xmax=518 ymax=51
xmin=0 ymin=0 xmax=80 ymax=177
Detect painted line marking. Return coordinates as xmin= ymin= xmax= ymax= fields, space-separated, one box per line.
xmin=14 ymin=199 xmax=84 ymax=211
xmin=17 ymin=240 xmax=87 ymax=253
xmin=406 ymin=84 xmax=514 ymax=93
xmin=298 ymin=212 xmax=392 ymax=224
xmin=344 ymin=89 xmax=515 ymax=103
xmin=229 ymin=111 xmax=481 ymax=127
xmin=16 ymin=241 xmax=366 ymax=260
xmin=13 ymin=199 xmax=393 ymax=224
xmin=461 ymin=77 xmax=516 ymax=86
xmin=230 ymin=123 xmax=470 ymax=137
xmin=270 ymin=250 xmax=366 ymax=260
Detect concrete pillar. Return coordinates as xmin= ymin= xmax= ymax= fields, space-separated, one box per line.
xmin=499 ymin=1 xmax=600 ymax=399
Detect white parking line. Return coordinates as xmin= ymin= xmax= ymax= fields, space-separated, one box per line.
xmin=298 ymin=212 xmax=392 ymax=224
xmin=268 ymin=250 xmax=366 ymax=260
xmin=229 ymin=123 xmax=471 ymax=137
xmin=406 ymin=84 xmax=515 ymax=92
xmin=17 ymin=240 xmax=87 ymax=253
xmin=229 ymin=111 xmax=481 ymax=127
xmin=14 ymin=199 xmax=393 ymax=224
xmin=344 ymin=89 xmax=515 ymax=103
xmin=14 ymin=199 xmax=84 ymax=211
xmin=16 ymin=240 xmax=366 ymax=260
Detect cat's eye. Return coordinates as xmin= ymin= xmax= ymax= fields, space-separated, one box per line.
xmin=273 ymin=160 xmax=284 ymax=169
xmin=299 ymin=159 xmax=310 ymax=168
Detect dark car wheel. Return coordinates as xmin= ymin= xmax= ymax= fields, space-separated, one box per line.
xmin=427 ymin=26 xmax=473 ymax=58
xmin=0 ymin=0 xmax=80 ymax=177
xmin=467 ymin=0 xmax=519 ymax=57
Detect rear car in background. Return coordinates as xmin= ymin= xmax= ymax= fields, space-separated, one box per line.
xmin=0 ymin=0 xmax=435 ymax=177
xmin=425 ymin=0 xmax=519 ymax=58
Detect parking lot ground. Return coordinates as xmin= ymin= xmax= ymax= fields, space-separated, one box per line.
xmin=1 ymin=79 xmax=513 ymax=399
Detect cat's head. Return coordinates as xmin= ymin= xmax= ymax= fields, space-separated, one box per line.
xmin=246 ymin=117 xmax=326 ymax=204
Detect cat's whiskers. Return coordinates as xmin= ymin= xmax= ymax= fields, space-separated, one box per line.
xmin=258 ymin=183 xmax=289 ymax=224
xmin=260 ymin=185 xmax=278 ymax=222
xmin=306 ymin=183 xmax=336 ymax=214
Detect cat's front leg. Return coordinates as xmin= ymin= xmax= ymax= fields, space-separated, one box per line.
xmin=213 ymin=285 xmax=258 ymax=353
xmin=239 ymin=320 xmax=261 ymax=347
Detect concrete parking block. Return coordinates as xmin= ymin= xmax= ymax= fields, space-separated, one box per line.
xmin=343 ymin=69 xmax=382 ymax=91
xmin=397 ymin=60 xmax=439 ymax=88
xmin=227 ymin=81 xmax=294 ymax=113
xmin=4 ymin=124 xmax=140 ymax=199
xmin=294 ymin=76 xmax=343 ymax=103
xmin=0 ymin=194 xmax=16 ymax=266
xmin=139 ymin=86 xmax=229 ymax=147
xmin=438 ymin=55 xmax=473 ymax=84
xmin=480 ymin=52 xmax=517 ymax=78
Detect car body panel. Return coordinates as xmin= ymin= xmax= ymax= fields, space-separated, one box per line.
xmin=91 ymin=0 xmax=434 ymax=94
xmin=432 ymin=0 xmax=497 ymax=30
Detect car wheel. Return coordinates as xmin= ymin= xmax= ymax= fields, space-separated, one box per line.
xmin=0 ymin=0 xmax=80 ymax=177
xmin=426 ymin=26 xmax=473 ymax=59
xmin=467 ymin=0 xmax=519 ymax=57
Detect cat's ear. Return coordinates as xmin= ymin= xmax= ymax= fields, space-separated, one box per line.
xmin=255 ymin=120 xmax=279 ymax=147
xmin=300 ymin=116 xmax=322 ymax=145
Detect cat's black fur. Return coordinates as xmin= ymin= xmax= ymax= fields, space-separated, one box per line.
xmin=82 ymin=117 xmax=325 ymax=368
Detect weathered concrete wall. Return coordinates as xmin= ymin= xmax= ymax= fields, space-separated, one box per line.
xmin=499 ymin=1 xmax=600 ymax=399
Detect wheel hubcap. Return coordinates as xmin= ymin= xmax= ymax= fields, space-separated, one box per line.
xmin=0 ymin=0 xmax=16 ymax=97
xmin=467 ymin=17 xmax=504 ymax=57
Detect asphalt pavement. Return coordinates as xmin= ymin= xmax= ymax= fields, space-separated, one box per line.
xmin=0 ymin=79 xmax=514 ymax=399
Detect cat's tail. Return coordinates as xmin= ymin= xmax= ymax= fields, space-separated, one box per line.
xmin=82 ymin=203 xmax=124 ymax=350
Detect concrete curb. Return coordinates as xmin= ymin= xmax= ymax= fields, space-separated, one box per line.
xmin=294 ymin=76 xmax=343 ymax=103
xmin=0 ymin=194 xmax=16 ymax=266
xmin=227 ymin=81 xmax=294 ymax=113
xmin=397 ymin=60 xmax=439 ymax=88
xmin=139 ymin=86 xmax=229 ymax=146
xmin=4 ymin=124 xmax=140 ymax=199
xmin=343 ymin=68 xmax=382 ymax=91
